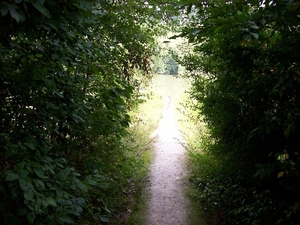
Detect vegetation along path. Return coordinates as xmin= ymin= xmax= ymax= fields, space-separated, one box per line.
xmin=144 ymin=75 xmax=190 ymax=225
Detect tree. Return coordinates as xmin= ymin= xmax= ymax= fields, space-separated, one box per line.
xmin=178 ymin=0 xmax=300 ymax=224
xmin=0 ymin=0 xmax=170 ymax=224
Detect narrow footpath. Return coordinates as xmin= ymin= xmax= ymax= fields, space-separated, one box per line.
xmin=145 ymin=96 xmax=190 ymax=225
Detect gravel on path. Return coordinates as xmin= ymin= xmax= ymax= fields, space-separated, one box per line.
xmin=145 ymin=100 xmax=190 ymax=225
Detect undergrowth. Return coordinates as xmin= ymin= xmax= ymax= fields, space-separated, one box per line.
xmin=177 ymin=88 xmax=231 ymax=225
xmin=177 ymin=82 xmax=275 ymax=225
xmin=175 ymin=82 xmax=211 ymax=225
xmin=110 ymin=75 xmax=164 ymax=224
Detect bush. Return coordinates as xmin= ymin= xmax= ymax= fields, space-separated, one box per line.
xmin=0 ymin=0 xmax=165 ymax=224
xmin=179 ymin=0 xmax=300 ymax=224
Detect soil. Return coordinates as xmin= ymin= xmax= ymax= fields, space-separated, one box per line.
xmin=144 ymin=98 xmax=190 ymax=225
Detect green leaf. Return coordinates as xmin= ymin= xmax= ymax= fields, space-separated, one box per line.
xmin=20 ymin=169 xmax=30 ymax=178
xmin=67 ymin=31 xmax=76 ymax=38
xmin=0 ymin=3 xmax=9 ymax=16
xmin=74 ymin=197 xmax=85 ymax=205
xmin=5 ymin=170 xmax=19 ymax=181
xmin=260 ymin=18 xmax=266 ymax=25
xmin=58 ymin=216 xmax=74 ymax=224
xmin=56 ymin=189 xmax=63 ymax=198
xmin=19 ymin=179 xmax=34 ymax=191
xmin=35 ymin=54 xmax=43 ymax=58
xmin=56 ymin=167 xmax=71 ymax=181
xmin=191 ymin=28 xmax=200 ymax=35
xmin=72 ymin=113 xmax=85 ymax=123
xmin=35 ymin=197 xmax=42 ymax=212
xmin=27 ymin=212 xmax=36 ymax=224
xmin=249 ymin=21 xmax=259 ymax=29
xmin=72 ymin=205 xmax=83 ymax=216
xmin=100 ymin=216 xmax=110 ymax=223
xmin=214 ymin=25 xmax=225 ymax=33
xmin=100 ymin=183 xmax=109 ymax=189
xmin=31 ymin=2 xmax=50 ymax=18
xmin=33 ymin=179 xmax=45 ymax=190
xmin=8 ymin=4 xmax=23 ymax=23
xmin=250 ymin=32 xmax=259 ymax=39
xmin=24 ymin=142 xmax=35 ymax=150
xmin=54 ymin=91 xmax=64 ymax=98
xmin=77 ymin=43 xmax=84 ymax=49
xmin=77 ymin=182 xmax=88 ymax=191
xmin=24 ymin=189 xmax=34 ymax=201
xmin=42 ymin=199 xmax=49 ymax=208
xmin=34 ymin=168 xmax=48 ymax=179
xmin=15 ymin=162 xmax=25 ymax=171
xmin=53 ymin=128 xmax=60 ymax=135
xmin=251 ymin=24 xmax=259 ymax=29
xmin=86 ymin=176 xmax=97 ymax=186
xmin=46 ymin=197 xmax=57 ymax=206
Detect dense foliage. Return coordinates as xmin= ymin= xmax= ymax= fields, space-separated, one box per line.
xmin=178 ymin=0 xmax=300 ymax=224
xmin=0 ymin=0 xmax=168 ymax=224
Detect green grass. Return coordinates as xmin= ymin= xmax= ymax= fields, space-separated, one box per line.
xmin=126 ymin=148 xmax=153 ymax=225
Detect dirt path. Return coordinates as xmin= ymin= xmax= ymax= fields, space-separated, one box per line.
xmin=145 ymin=95 xmax=190 ymax=225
